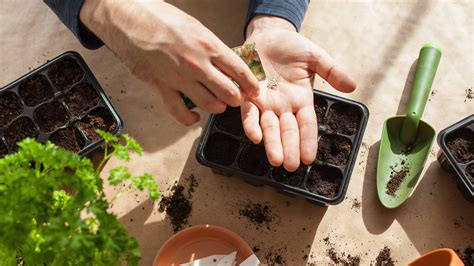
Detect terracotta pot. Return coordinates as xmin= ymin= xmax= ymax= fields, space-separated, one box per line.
xmin=408 ymin=248 xmax=464 ymax=266
xmin=153 ymin=224 xmax=253 ymax=265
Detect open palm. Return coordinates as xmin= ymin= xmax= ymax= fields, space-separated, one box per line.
xmin=241 ymin=29 xmax=356 ymax=171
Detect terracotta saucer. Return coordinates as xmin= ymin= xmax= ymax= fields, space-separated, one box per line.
xmin=153 ymin=224 xmax=253 ymax=266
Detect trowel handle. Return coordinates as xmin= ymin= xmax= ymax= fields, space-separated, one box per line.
xmin=400 ymin=43 xmax=441 ymax=145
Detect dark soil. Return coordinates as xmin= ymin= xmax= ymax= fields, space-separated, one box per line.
xmin=264 ymin=248 xmax=286 ymax=264
xmin=351 ymin=198 xmax=361 ymax=211
xmin=272 ymin=165 xmax=307 ymax=186
xmin=34 ymin=101 xmax=70 ymax=132
xmin=374 ymin=246 xmax=395 ymax=266
xmin=64 ymin=83 xmax=100 ymax=116
xmin=306 ymin=165 xmax=342 ymax=198
xmin=204 ymin=133 xmax=240 ymax=166
xmin=455 ymin=246 xmax=473 ymax=266
xmin=18 ymin=75 xmax=54 ymax=107
xmin=4 ymin=117 xmax=38 ymax=150
xmin=0 ymin=91 xmax=23 ymax=128
xmin=159 ymin=185 xmax=191 ymax=232
xmin=237 ymin=144 xmax=270 ymax=176
xmin=317 ymin=135 xmax=352 ymax=166
xmin=466 ymin=88 xmax=473 ymax=100
xmin=327 ymin=247 xmax=360 ymax=265
xmin=158 ymin=175 xmax=198 ymax=232
xmin=446 ymin=128 xmax=473 ymax=164
xmin=239 ymin=202 xmax=275 ymax=230
xmin=466 ymin=164 xmax=474 ymax=184
xmin=49 ymin=127 xmax=85 ymax=153
xmin=386 ymin=163 xmax=410 ymax=196
xmin=214 ymin=106 xmax=244 ymax=136
xmin=325 ymin=102 xmax=361 ymax=135
xmin=0 ymin=141 xmax=8 ymax=157
xmin=78 ymin=107 xmax=117 ymax=141
xmin=314 ymin=96 xmax=328 ymax=122
xmin=47 ymin=57 xmax=84 ymax=90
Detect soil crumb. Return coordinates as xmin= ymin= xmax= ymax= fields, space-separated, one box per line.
xmin=264 ymin=247 xmax=286 ymax=264
xmin=455 ymin=246 xmax=473 ymax=266
xmin=466 ymin=88 xmax=473 ymax=100
xmin=158 ymin=175 xmax=198 ymax=232
xmin=239 ymin=202 xmax=276 ymax=230
xmin=374 ymin=246 xmax=395 ymax=266
xmin=324 ymin=236 xmax=361 ymax=265
xmin=386 ymin=163 xmax=410 ymax=196
xmin=351 ymin=198 xmax=361 ymax=211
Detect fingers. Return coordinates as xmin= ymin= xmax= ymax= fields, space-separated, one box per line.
xmin=308 ymin=43 xmax=357 ymax=93
xmin=183 ymin=82 xmax=227 ymax=114
xmin=160 ymin=90 xmax=200 ymax=126
xmin=212 ymin=48 xmax=260 ymax=98
xmin=280 ymin=112 xmax=300 ymax=172
xmin=241 ymin=101 xmax=262 ymax=144
xmin=203 ymin=67 xmax=244 ymax=107
xmin=296 ymin=106 xmax=318 ymax=165
xmin=261 ymin=111 xmax=283 ymax=166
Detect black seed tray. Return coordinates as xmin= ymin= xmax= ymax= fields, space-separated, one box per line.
xmin=0 ymin=51 xmax=123 ymax=157
xmin=437 ymin=114 xmax=474 ymax=202
xmin=196 ymin=90 xmax=369 ymax=206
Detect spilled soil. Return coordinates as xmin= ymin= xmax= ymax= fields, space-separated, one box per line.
xmin=158 ymin=174 xmax=199 ymax=232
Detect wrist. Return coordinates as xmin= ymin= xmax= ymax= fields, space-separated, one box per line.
xmin=79 ymin=0 xmax=111 ymax=40
xmin=246 ymin=15 xmax=296 ymax=39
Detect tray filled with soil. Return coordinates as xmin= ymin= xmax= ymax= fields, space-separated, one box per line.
xmin=0 ymin=51 xmax=123 ymax=157
xmin=196 ymin=90 xmax=369 ymax=205
xmin=437 ymin=114 xmax=474 ymax=201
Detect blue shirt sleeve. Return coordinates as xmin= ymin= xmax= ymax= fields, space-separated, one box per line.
xmin=43 ymin=0 xmax=103 ymax=50
xmin=245 ymin=0 xmax=309 ymax=34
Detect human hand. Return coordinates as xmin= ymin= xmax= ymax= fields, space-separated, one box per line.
xmin=80 ymin=0 xmax=259 ymax=125
xmin=243 ymin=16 xmax=356 ymax=171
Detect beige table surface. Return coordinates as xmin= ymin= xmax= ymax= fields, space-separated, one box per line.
xmin=1 ymin=0 xmax=473 ymax=265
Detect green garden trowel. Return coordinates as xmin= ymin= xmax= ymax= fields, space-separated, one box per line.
xmin=377 ymin=44 xmax=442 ymax=208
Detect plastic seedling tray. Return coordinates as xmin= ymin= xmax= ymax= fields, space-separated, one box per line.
xmin=0 ymin=51 xmax=123 ymax=157
xmin=196 ymin=90 xmax=369 ymax=206
xmin=437 ymin=114 xmax=474 ymax=202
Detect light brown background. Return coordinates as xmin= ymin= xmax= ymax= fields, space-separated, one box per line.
xmin=1 ymin=0 xmax=473 ymax=265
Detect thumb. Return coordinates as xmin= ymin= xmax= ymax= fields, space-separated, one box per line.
xmin=308 ymin=43 xmax=356 ymax=93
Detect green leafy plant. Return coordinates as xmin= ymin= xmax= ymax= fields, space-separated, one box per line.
xmin=0 ymin=130 xmax=159 ymax=265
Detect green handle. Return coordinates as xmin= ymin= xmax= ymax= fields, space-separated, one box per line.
xmin=399 ymin=43 xmax=441 ymax=145
xmin=180 ymin=93 xmax=196 ymax=109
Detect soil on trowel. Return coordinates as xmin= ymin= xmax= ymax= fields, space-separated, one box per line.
xmin=306 ymin=165 xmax=342 ymax=198
xmin=386 ymin=161 xmax=410 ymax=196
xmin=455 ymin=246 xmax=473 ymax=266
xmin=446 ymin=128 xmax=473 ymax=164
xmin=0 ymin=91 xmax=23 ymax=128
xmin=204 ymin=132 xmax=240 ymax=166
xmin=238 ymin=144 xmax=271 ymax=176
xmin=4 ymin=117 xmax=38 ymax=151
xmin=158 ymin=175 xmax=198 ymax=232
xmin=373 ymin=246 xmax=395 ymax=266
xmin=272 ymin=165 xmax=306 ymax=186
xmin=214 ymin=106 xmax=244 ymax=136
xmin=325 ymin=102 xmax=361 ymax=135
xmin=238 ymin=202 xmax=276 ymax=230
xmin=49 ymin=127 xmax=85 ymax=153
xmin=47 ymin=57 xmax=84 ymax=90
xmin=18 ymin=75 xmax=54 ymax=107
xmin=317 ymin=135 xmax=352 ymax=166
